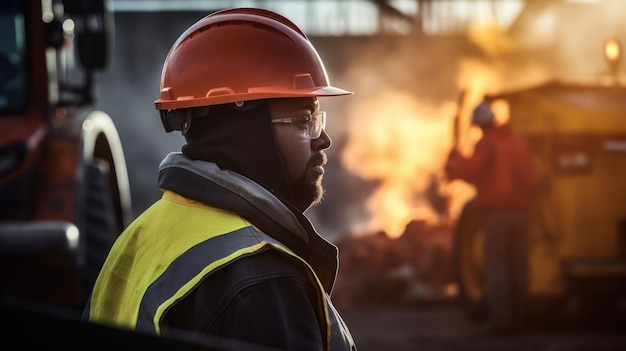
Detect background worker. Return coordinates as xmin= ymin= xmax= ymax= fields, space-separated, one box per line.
xmin=83 ymin=8 xmax=356 ymax=351
xmin=445 ymin=98 xmax=536 ymax=334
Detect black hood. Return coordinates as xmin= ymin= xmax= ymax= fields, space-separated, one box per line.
xmin=181 ymin=100 xmax=296 ymax=207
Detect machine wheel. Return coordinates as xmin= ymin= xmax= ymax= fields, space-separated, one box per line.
xmin=78 ymin=111 xmax=132 ymax=305
xmin=79 ymin=161 xmax=116 ymax=303
xmin=454 ymin=200 xmax=488 ymax=323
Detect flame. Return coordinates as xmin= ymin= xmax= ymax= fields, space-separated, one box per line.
xmin=341 ymin=91 xmax=456 ymax=238
xmin=334 ymin=10 xmax=552 ymax=240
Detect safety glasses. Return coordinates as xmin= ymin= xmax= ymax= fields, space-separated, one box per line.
xmin=271 ymin=111 xmax=326 ymax=139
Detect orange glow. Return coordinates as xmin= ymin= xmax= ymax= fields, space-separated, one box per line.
xmin=338 ymin=57 xmax=541 ymax=239
xmin=605 ymin=38 xmax=620 ymax=62
xmin=341 ymin=91 xmax=456 ymax=238
xmin=336 ymin=11 xmax=552 ymax=240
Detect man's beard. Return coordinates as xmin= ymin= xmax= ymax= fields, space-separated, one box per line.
xmin=292 ymin=173 xmax=324 ymax=211
xmin=293 ymin=154 xmax=326 ymax=211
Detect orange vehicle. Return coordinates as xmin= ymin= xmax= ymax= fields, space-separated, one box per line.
xmin=0 ymin=0 xmax=131 ymax=311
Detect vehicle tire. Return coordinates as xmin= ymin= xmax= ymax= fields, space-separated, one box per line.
xmin=78 ymin=160 xmax=117 ymax=305
xmin=453 ymin=200 xmax=489 ymax=323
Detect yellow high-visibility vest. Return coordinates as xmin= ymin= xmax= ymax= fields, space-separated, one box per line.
xmin=86 ymin=190 xmax=331 ymax=346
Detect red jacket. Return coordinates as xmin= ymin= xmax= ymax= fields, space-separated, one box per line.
xmin=445 ymin=123 xmax=536 ymax=209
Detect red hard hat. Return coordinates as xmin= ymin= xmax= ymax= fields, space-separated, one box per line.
xmin=154 ymin=8 xmax=352 ymax=111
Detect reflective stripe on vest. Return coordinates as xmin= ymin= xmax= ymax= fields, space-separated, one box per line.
xmin=136 ymin=227 xmax=326 ymax=333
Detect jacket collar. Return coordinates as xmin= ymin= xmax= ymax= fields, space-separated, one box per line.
xmin=157 ymin=152 xmax=338 ymax=293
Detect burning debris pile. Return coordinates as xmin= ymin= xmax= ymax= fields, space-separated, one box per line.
xmin=332 ymin=219 xmax=457 ymax=310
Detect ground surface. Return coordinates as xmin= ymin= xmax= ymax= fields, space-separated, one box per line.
xmin=341 ymin=303 xmax=626 ymax=351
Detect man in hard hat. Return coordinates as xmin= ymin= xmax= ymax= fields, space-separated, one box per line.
xmin=445 ymin=98 xmax=536 ymax=334
xmin=83 ymin=8 xmax=355 ymax=350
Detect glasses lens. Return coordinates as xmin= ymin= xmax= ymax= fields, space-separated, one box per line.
xmin=307 ymin=111 xmax=325 ymax=139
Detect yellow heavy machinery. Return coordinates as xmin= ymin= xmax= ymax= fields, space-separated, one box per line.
xmin=454 ymin=49 xmax=626 ymax=326
xmin=455 ymin=34 xmax=626 ymax=322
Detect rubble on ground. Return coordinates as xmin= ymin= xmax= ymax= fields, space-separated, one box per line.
xmin=332 ymin=220 xmax=457 ymax=309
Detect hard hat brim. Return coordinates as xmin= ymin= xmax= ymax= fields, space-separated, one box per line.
xmin=155 ymin=86 xmax=353 ymax=110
